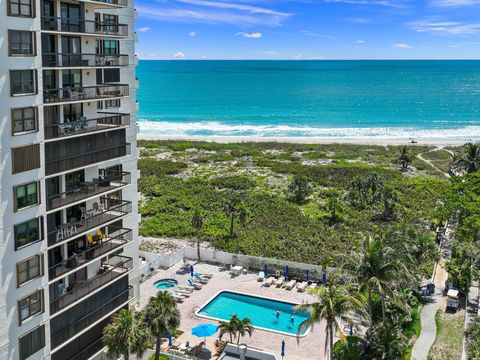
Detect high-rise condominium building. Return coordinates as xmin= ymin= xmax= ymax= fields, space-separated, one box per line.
xmin=0 ymin=0 xmax=139 ymax=358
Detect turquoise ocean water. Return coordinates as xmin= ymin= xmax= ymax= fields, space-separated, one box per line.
xmin=136 ymin=60 xmax=480 ymax=140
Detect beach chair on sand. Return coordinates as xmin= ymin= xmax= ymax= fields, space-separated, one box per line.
xmin=284 ymin=279 xmax=297 ymax=290
xmin=297 ymin=281 xmax=308 ymax=292
xmin=264 ymin=276 xmax=275 ymax=287
xmin=175 ymin=289 xmax=191 ymax=297
xmin=188 ymin=278 xmax=202 ymax=289
xmin=275 ymin=276 xmax=285 ymax=288
xmin=177 ymin=286 xmax=194 ymax=293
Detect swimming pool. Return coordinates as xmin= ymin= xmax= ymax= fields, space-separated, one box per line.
xmin=153 ymin=279 xmax=178 ymax=290
xmin=196 ymin=291 xmax=311 ymax=337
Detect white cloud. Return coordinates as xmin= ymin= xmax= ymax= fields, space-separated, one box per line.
xmin=173 ymin=52 xmax=186 ymax=58
xmin=189 ymin=31 xmax=197 ymax=36
xmin=137 ymin=27 xmax=151 ymax=32
xmin=236 ymin=32 xmax=262 ymax=38
xmin=356 ymin=39 xmax=366 ymax=43
xmin=392 ymin=43 xmax=412 ymax=48
xmin=409 ymin=18 xmax=480 ymax=35
xmin=430 ymin=0 xmax=480 ymax=6
xmin=178 ymin=0 xmax=290 ymax=16
xmin=293 ymin=54 xmax=303 ymax=59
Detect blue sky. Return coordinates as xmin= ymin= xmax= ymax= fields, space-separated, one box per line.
xmin=135 ymin=0 xmax=480 ymax=59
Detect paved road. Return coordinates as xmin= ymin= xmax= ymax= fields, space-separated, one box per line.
xmin=411 ymin=265 xmax=448 ymax=360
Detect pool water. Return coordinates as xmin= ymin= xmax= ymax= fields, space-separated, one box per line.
xmin=153 ymin=279 xmax=178 ymax=290
xmin=197 ymin=291 xmax=310 ymax=336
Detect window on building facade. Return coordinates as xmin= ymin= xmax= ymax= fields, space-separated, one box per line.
xmin=12 ymin=107 xmax=36 ymax=134
xmin=10 ymin=70 xmax=36 ymax=95
xmin=18 ymin=290 xmax=43 ymax=324
xmin=9 ymin=30 xmax=35 ymax=55
xmin=14 ymin=182 xmax=39 ymax=211
xmin=17 ymin=254 xmax=43 ymax=286
xmin=8 ymin=0 xmax=34 ymax=17
xmin=19 ymin=325 xmax=45 ymax=360
xmin=15 ymin=218 xmax=42 ymax=250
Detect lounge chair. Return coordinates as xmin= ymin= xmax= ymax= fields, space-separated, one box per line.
xmin=193 ymin=273 xmax=209 ymax=284
xmin=308 ymin=282 xmax=318 ymax=289
xmin=177 ymin=286 xmax=194 ymax=293
xmin=263 ymin=276 xmax=275 ymax=287
xmin=187 ymin=278 xmax=202 ymax=289
xmin=297 ymin=281 xmax=308 ymax=292
xmin=172 ymin=294 xmax=184 ymax=302
xmin=284 ymin=279 xmax=297 ymax=290
xmin=197 ymin=272 xmax=213 ymax=279
xmin=275 ymin=276 xmax=285 ymax=288
xmin=175 ymin=289 xmax=191 ymax=297
xmin=257 ymin=271 xmax=266 ymax=282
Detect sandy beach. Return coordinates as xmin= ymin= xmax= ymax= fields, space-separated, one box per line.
xmin=137 ymin=134 xmax=475 ymax=147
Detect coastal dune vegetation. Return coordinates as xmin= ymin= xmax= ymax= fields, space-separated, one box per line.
xmin=136 ymin=139 xmax=480 ymax=359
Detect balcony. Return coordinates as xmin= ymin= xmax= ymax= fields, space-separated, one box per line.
xmin=41 ymin=17 xmax=128 ymax=37
xmin=44 ymin=84 xmax=129 ymax=104
xmin=42 ymin=53 xmax=129 ymax=68
xmin=49 ymin=255 xmax=133 ymax=314
xmin=51 ymin=285 xmax=132 ymax=350
xmin=45 ymin=113 xmax=130 ymax=140
xmin=47 ymin=198 xmax=132 ymax=246
xmin=45 ymin=142 xmax=130 ymax=175
xmin=48 ymin=227 xmax=132 ymax=280
xmin=81 ymin=0 xmax=128 ymax=7
xmin=47 ymin=170 xmax=130 ymax=210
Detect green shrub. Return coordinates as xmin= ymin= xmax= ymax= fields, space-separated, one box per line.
xmin=139 ymin=158 xmax=188 ymax=177
xmin=210 ymin=175 xmax=256 ymax=190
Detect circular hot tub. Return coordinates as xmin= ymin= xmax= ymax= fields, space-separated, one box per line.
xmin=153 ymin=279 xmax=178 ymax=290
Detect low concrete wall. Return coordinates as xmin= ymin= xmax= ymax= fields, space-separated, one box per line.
xmin=141 ymin=245 xmax=327 ymax=283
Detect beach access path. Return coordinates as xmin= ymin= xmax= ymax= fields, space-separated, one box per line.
xmin=411 ymin=265 xmax=448 ymax=360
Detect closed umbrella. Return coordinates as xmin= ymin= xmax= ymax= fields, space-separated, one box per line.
xmin=191 ymin=323 xmax=218 ymax=343
xmin=167 ymin=331 xmax=173 ymax=346
xmin=322 ymin=273 xmax=327 ymax=285
xmin=306 ymin=269 xmax=310 ymax=283
xmin=264 ymin=263 xmax=268 ymax=276
xmin=281 ymin=339 xmax=285 ymax=359
xmin=285 ymin=265 xmax=289 ymax=280
xmin=190 ymin=265 xmax=194 ymax=277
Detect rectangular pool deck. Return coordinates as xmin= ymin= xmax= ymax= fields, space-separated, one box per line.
xmin=139 ymin=260 xmax=329 ymax=360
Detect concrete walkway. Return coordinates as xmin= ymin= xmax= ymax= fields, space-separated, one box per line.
xmin=411 ymin=265 xmax=448 ymax=360
xmin=461 ymin=280 xmax=479 ymax=360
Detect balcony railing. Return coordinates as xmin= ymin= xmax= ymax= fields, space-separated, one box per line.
xmin=44 ymin=84 xmax=129 ymax=104
xmin=47 ymin=198 xmax=132 ymax=246
xmin=41 ymin=17 xmax=128 ymax=36
xmin=84 ymin=0 xmax=129 ymax=6
xmin=50 ymin=255 xmax=133 ymax=314
xmin=45 ymin=142 xmax=131 ymax=175
xmin=42 ymin=53 xmax=129 ymax=68
xmin=48 ymin=226 xmax=132 ymax=280
xmin=51 ymin=285 xmax=132 ymax=349
xmin=47 ymin=170 xmax=131 ymax=210
xmin=45 ymin=113 xmax=130 ymax=140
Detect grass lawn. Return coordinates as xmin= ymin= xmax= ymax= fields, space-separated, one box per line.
xmin=427 ymin=309 xmax=465 ymax=360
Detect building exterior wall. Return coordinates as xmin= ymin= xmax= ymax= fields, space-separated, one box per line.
xmin=0 ymin=0 xmax=139 ymax=358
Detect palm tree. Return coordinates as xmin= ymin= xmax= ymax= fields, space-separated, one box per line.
xmin=235 ymin=317 xmax=254 ymax=344
xmin=224 ymin=196 xmax=240 ymax=239
xmin=296 ymin=272 xmax=365 ymax=360
xmin=145 ymin=291 xmax=181 ymax=360
xmin=218 ymin=315 xmax=240 ymax=343
xmin=102 ymin=308 xmax=151 ymax=360
xmin=355 ymin=236 xmax=400 ymax=330
xmin=456 ymin=142 xmax=480 ymax=173
xmin=236 ymin=203 xmax=248 ymax=253
xmin=325 ymin=197 xmax=344 ymax=223
xmin=191 ymin=209 xmax=204 ymax=261
xmin=398 ymin=146 xmax=411 ymax=171
xmin=381 ymin=185 xmax=399 ymax=220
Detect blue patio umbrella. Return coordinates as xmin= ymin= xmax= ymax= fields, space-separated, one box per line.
xmin=190 ymin=265 xmax=194 ymax=277
xmin=349 ymin=325 xmax=353 ymax=336
xmin=306 ymin=270 xmax=310 ymax=282
xmin=264 ymin=263 xmax=268 ymax=276
xmin=192 ymin=323 xmax=218 ymax=343
xmin=285 ymin=265 xmax=289 ymax=280
xmin=281 ymin=339 xmax=285 ymax=359
xmin=322 ymin=273 xmax=327 ymax=285
xmin=167 ymin=331 xmax=173 ymax=346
